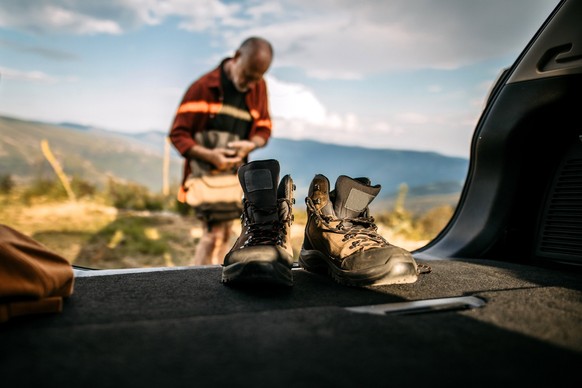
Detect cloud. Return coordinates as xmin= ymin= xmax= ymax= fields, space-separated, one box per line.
xmin=0 ymin=39 xmax=78 ymax=61
xmin=267 ymin=75 xmax=365 ymax=143
xmin=0 ymin=0 xmax=557 ymax=158
xmin=154 ymin=0 xmax=244 ymax=32
xmin=245 ymin=2 xmax=284 ymax=21
xmin=0 ymin=66 xmax=57 ymax=83
xmin=0 ymin=0 xmax=557 ymax=77
xmin=272 ymin=109 xmax=476 ymax=157
xmin=396 ymin=112 xmax=430 ymax=125
xmin=265 ymin=74 xmax=480 ymax=156
xmin=0 ymin=0 xmax=244 ymax=35
xmin=428 ymin=85 xmax=443 ymax=94
xmin=237 ymin=0 xmax=558 ymax=79
xmin=0 ymin=1 xmax=124 ymax=35
xmin=267 ymin=75 xmax=365 ymax=133
xmin=267 ymin=76 xmax=327 ymax=123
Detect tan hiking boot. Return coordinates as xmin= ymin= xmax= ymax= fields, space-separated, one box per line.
xmin=222 ymin=159 xmax=295 ymax=286
xmin=299 ymin=174 xmax=418 ymax=286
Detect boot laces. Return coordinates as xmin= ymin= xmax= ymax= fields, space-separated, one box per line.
xmin=306 ymin=197 xmax=432 ymax=274
xmin=242 ymin=199 xmax=293 ymax=248
xmin=338 ymin=218 xmax=389 ymax=250
xmin=306 ymin=197 xmax=389 ymax=251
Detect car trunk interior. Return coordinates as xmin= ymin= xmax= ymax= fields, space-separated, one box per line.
xmin=416 ymin=0 xmax=582 ymax=266
xmin=2 ymin=1 xmax=581 ymax=386
xmin=2 ymin=260 xmax=581 ymax=387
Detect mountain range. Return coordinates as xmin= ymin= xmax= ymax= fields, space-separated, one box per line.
xmin=0 ymin=115 xmax=183 ymax=192
xmin=0 ymin=115 xmax=469 ymax=209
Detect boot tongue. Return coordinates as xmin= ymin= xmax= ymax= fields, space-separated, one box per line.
xmin=238 ymin=159 xmax=280 ymax=223
xmin=333 ymin=175 xmax=380 ymax=219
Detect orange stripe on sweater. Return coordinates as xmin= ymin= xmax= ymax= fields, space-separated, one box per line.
xmin=177 ymin=101 xmax=222 ymax=114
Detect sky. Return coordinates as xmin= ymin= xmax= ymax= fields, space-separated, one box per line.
xmin=0 ymin=0 xmax=559 ymax=158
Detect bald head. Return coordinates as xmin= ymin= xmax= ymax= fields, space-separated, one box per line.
xmin=228 ymin=37 xmax=273 ymax=92
xmin=239 ymin=37 xmax=273 ymax=59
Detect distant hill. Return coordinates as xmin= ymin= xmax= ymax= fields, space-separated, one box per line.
xmin=0 ymin=115 xmax=183 ymax=192
xmin=252 ymin=138 xmax=468 ymax=198
xmin=0 ymin=115 xmax=469 ymax=207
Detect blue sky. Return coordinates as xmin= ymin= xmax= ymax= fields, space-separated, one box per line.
xmin=0 ymin=0 xmax=558 ymax=157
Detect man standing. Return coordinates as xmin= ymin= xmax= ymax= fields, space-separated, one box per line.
xmin=169 ymin=37 xmax=273 ymax=265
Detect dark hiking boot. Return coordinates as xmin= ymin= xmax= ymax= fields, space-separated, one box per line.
xmin=299 ymin=174 xmax=418 ymax=287
xmin=222 ymin=159 xmax=295 ymax=286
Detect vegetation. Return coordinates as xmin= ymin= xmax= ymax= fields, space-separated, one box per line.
xmin=0 ymin=116 xmax=463 ymax=269
xmin=1 ymin=175 xmax=456 ymax=269
xmin=73 ymin=213 xmax=197 ymax=269
xmin=105 ymin=178 xmax=166 ymax=211
xmin=375 ymin=183 xmax=454 ymax=242
xmin=0 ymin=174 xmax=15 ymax=194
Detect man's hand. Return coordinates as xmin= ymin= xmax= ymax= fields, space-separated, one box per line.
xmin=188 ymin=136 xmax=264 ymax=173
xmin=210 ymin=148 xmax=242 ymax=172
xmin=227 ymin=140 xmax=258 ymax=159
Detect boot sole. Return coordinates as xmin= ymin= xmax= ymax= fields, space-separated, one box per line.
xmin=299 ymin=248 xmax=418 ymax=287
xmin=222 ymin=261 xmax=293 ymax=287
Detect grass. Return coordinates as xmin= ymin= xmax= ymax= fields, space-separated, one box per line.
xmin=77 ymin=212 xmax=202 ymax=268
xmin=1 ymin=191 xmax=452 ymax=269
xmin=0 ymin=193 xmax=198 ymax=269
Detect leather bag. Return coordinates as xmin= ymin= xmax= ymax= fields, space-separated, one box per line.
xmin=181 ymin=129 xmax=244 ymax=222
xmin=0 ymin=224 xmax=74 ymax=323
xmin=184 ymin=173 xmax=243 ymax=208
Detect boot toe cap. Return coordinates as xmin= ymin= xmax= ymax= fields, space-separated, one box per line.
xmin=225 ymin=245 xmax=293 ymax=266
xmin=342 ymin=245 xmax=415 ymax=271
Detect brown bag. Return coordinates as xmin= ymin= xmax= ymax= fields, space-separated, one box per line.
xmin=182 ymin=130 xmax=244 ymax=220
xmin=0 ymin=224 xmax=74 ymax=323
xmin=184 ymin=174 xmax=243 ymax=208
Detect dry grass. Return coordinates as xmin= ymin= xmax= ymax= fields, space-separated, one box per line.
xmin=1 ymin=197 xmax=432 ymax=269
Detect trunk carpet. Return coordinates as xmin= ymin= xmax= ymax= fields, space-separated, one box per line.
xmin=1 ymin=258 xmax=581 ymax=387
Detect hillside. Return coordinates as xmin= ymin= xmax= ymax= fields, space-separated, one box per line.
xmin=0 ymin=115 xmax=469 ymax=203
xmin=252 ymin=138 xmax=468 ymax=198
xmin=0 ymin=115 xmax=183 ymax=192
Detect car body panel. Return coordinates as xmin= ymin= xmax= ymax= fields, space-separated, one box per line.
xmin=2 ymin=1 xmax=581 ymax=386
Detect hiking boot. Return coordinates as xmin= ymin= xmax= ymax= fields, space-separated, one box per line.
xmin=222 ymin=159 xmax=295 ymax=286
xmin=299 ymin=174 xmax=418 ymax=286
